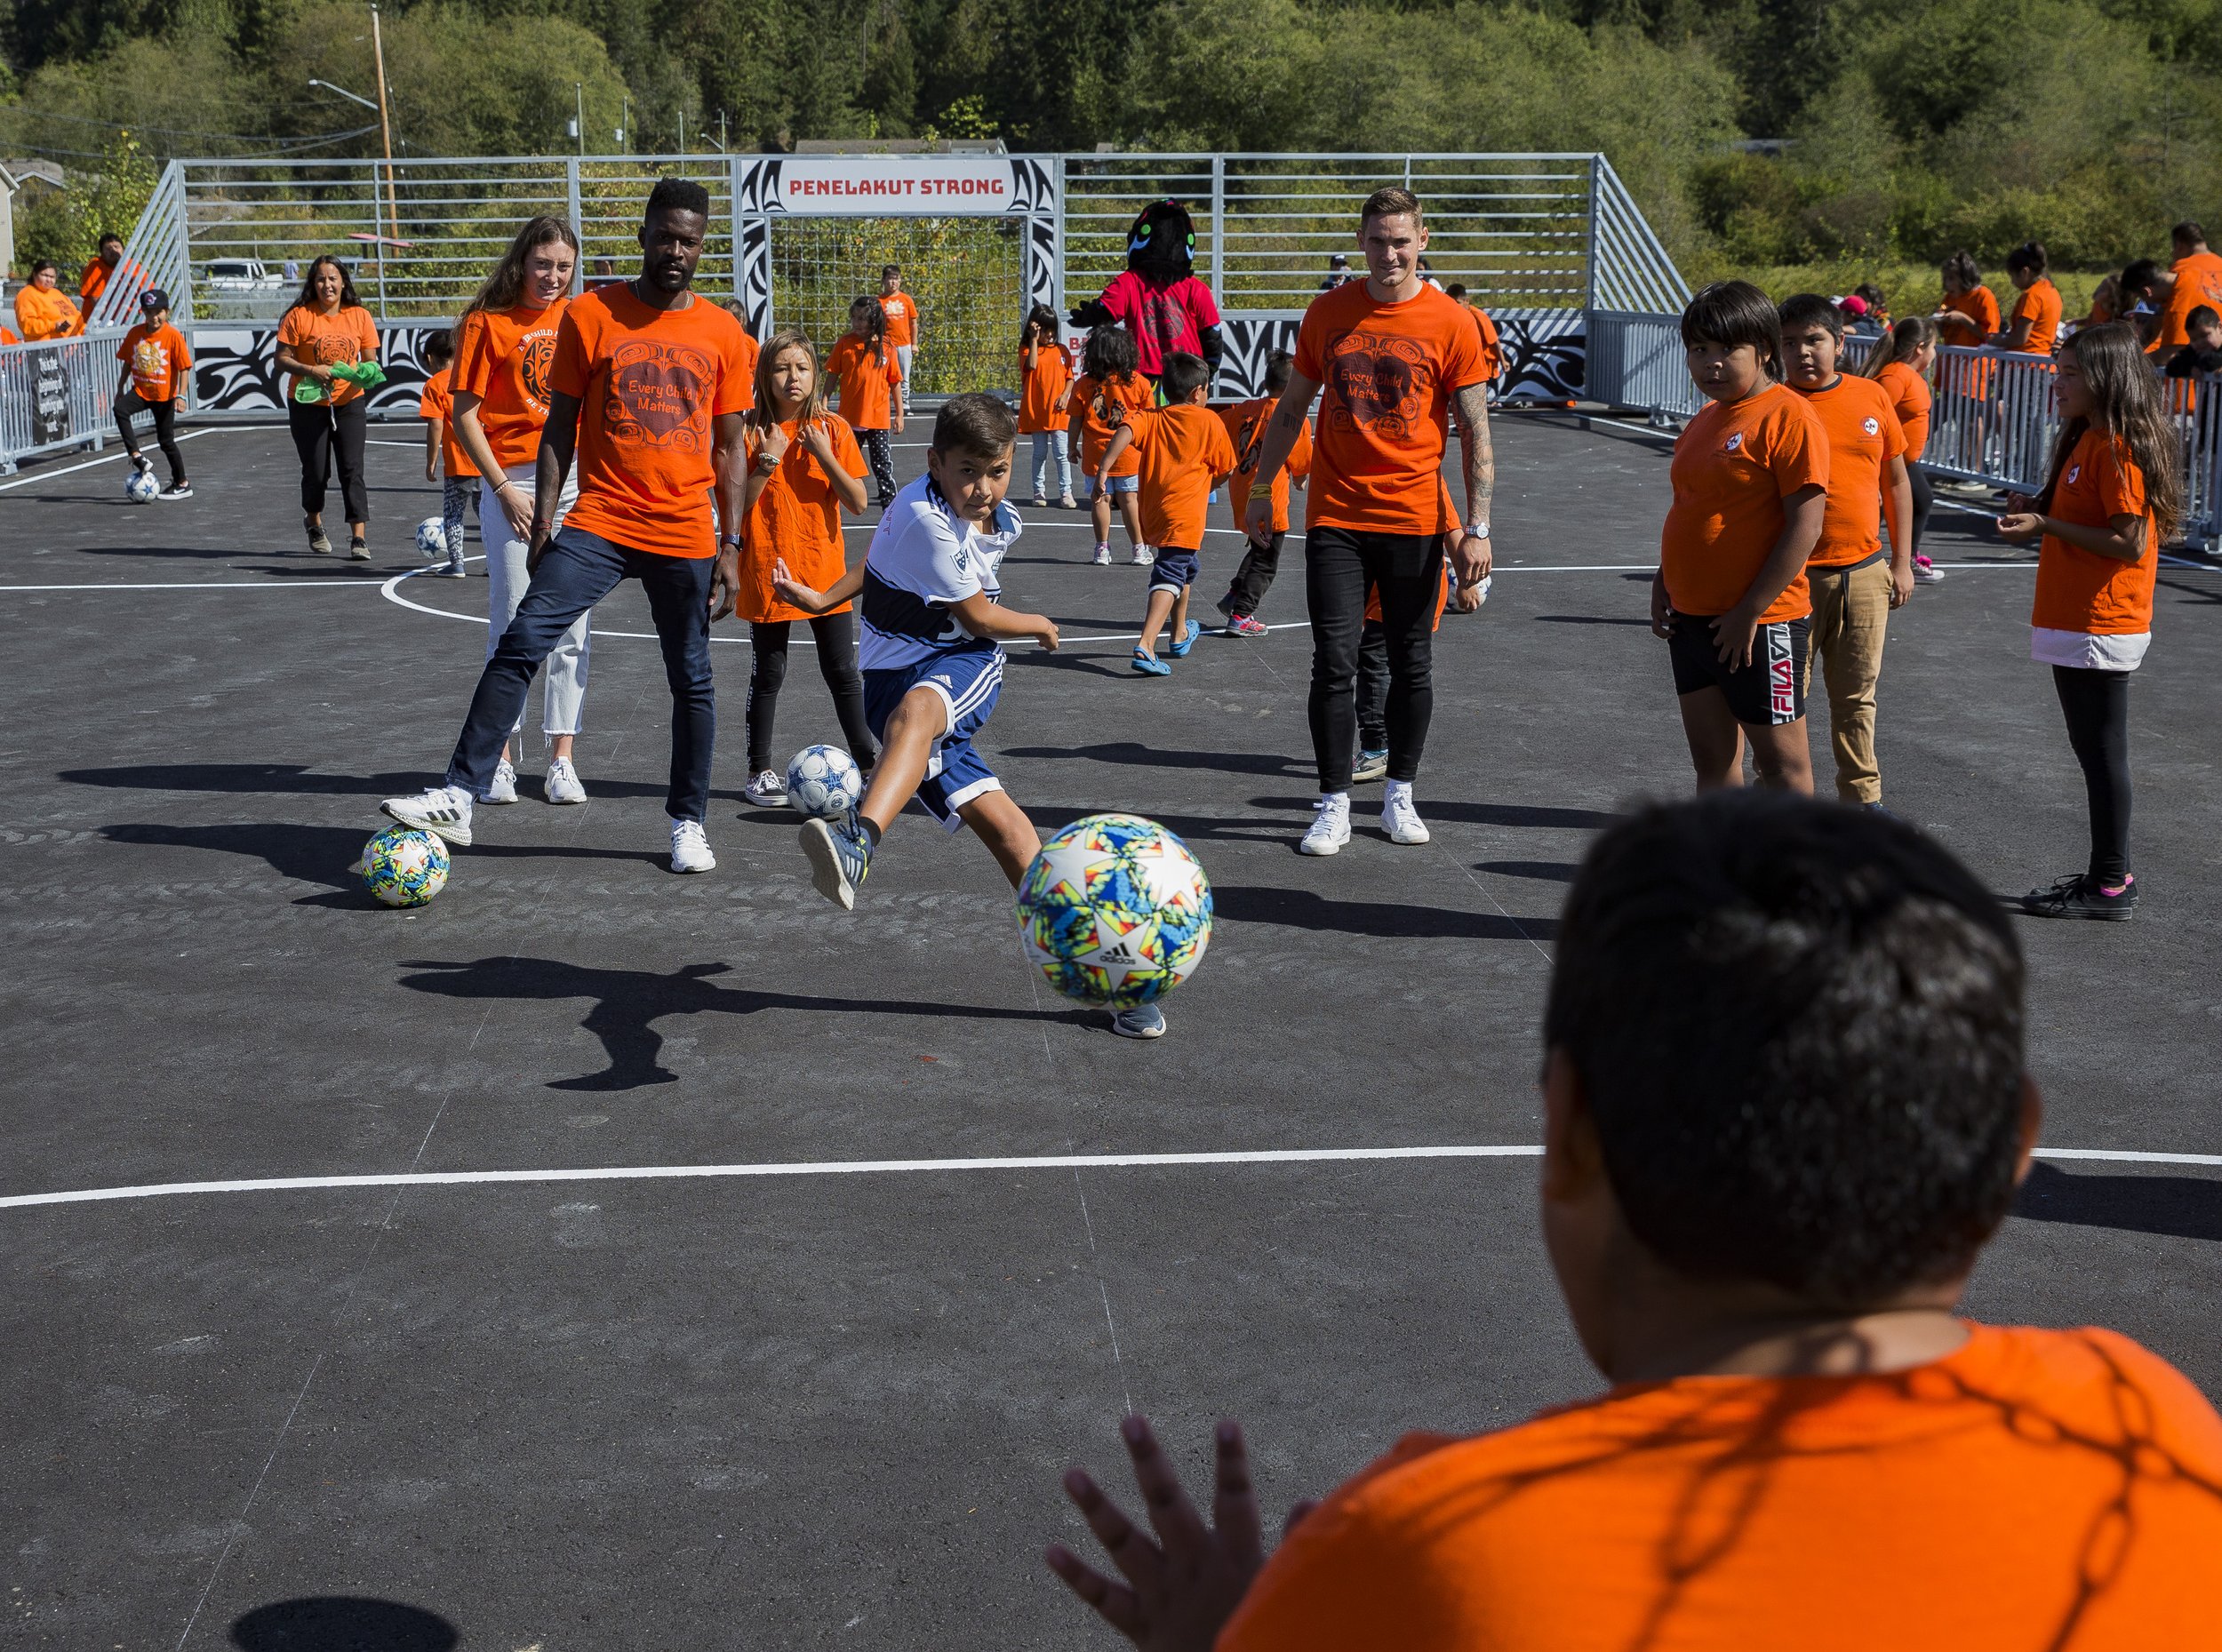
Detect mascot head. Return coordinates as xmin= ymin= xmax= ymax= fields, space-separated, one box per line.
xmin=1127 ymin=199 xmax=1195 ymax=283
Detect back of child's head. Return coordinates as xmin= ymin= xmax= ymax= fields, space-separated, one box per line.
xmin=1443 ymin=282 xmax=1468 ymax=301
xmin=1083 ymin=323 xmax=1139 ymax=384
xmin=1261 ymin=349 xmax=1293 ymax=395
xmin=1941 ymin=250 xmax=1982 ymax=290
xmin=1778 ymin=291 xmax=1844 ymax=339
xmin=932 ymin=393 xmax=1016 ymax=459
xmin=2120 ymin=258 xmax=2163 ymax=301
xmin=1544 ymin=791 xmax=2026 ymax=1308
xmin=1156 ymin=352 xmax=1210 ymax=403
xmin=1858 ymin=315 xmax=1936 ymax=378
xmin=2006 ymin=240 xmax=2049 ymax=277
xmin=1681 ymin=280 xmax=1783 ymax=380
xmin=425 ymin=330 xmax=455 ymax=369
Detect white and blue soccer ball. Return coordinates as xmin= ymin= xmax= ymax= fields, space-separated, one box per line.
xmin=786 ymin=743 xmax=865 ymax=819
xmin=415 ymin=515 xmax=450 ymax=558
xmin=1016 ymin=813 xmax=1213 ymax=1010
xmin=124 ymin=468 xmax=160 ymax=504
xmin=357 ymin=826 xmax=451 ymax=908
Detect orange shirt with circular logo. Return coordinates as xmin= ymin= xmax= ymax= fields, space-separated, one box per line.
xmin=1793 ymin=375 xmax=1906 ymax=569
xmin=454 ymin=299 xmax=570 ymax=471
xmin=2033 ymin=427 xmax=2157 ymax=635
xmin=1875 ymin=362 xmax=1931 ymax=463
xmin=1659 ymin=382 xmax=1829 ymax=623
xmin=276 ymin=304 xmax=380 ymax=404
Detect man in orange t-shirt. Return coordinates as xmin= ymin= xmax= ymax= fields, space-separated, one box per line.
xmin=1046 ymin=792 xmax=2222 ymax=1652
xmin=1780 ymin=293 xmax=1914 ymax=806
xmin=878 ymin=265 xmax=917 ymax=413
xmin=1095 ymin=352 xmax=1238 ymax=673
xmin=381 ymin=180 xmax=751 ymax=874
xmin=2146 ymin=221 xmax=2222 ymax=365
xmin=1243 ymin=187 xmax=1496 ymax=857
xmin=77 ymin=233 xmax=124 ymax=309
xmin=1214 ymin=349 xmax=1313 ymax=635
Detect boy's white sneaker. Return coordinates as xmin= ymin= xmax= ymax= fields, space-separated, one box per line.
xmin=1299 ymin=794 xmax=1352 ymax=857
xmin=485 ymin=758 xmax=518 ymax=804
xmin=544 ymin=755 xmax=587 ymax=804
xmin=1383 ymin=786 xmax=1430 ymax=845
xmin=380 ymin=784 xmax=474 ymax=847
xmin=669 ymin=817 xmax=715 ymax=874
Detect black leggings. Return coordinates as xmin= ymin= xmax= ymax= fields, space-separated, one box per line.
xmin=1224 ymin=530 xmax=1285 ymax=619
xmin=746 ymin=612 xmax=878 ymax=774
xmin=861 ymin=429 xmax=896 ymax=500
xmin=1305 ymin=528 xmax=1444 ymax=791
xmin=2052 ymin=665 xmax=2132 ymax=885
xmin=287 ymin=396 xmax=369 ymax=523
xmin=116 ymin=390 xmax=184 ymax=483
xmin=1906 ymin=461 xmax=1935 ymax=558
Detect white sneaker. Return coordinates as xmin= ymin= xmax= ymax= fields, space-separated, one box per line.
xmin=743 ymin=769 xmax=788 ymax=808
xmin=1131 ymin=544 xmax=1155 ymax=565
xmin=544 ymin=755 xmax=587 ymax=804
xmin=669 ymin=817 xmax=715 ymax=874
xmin=1299 ymin=794 xmax=1352 ymax=857
xmin=1383 ymin=787 xmax=1430 ymax=845
xmin=380 ymin=784 xmax=473 ymax=847
xmin=486 ymin=758 xmax=518 ymax=804
xmin=1091 ymin=544 xmax=1112 ymax=566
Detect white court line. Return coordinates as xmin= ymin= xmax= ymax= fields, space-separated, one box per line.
xmin=0 ymin=427 xmax=220 ymax=491
xmin=1 ymin=1142 xmax=2211 ymax=1214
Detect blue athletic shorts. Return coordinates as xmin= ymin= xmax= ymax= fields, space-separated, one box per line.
xmin=1091 ymin=473 xmax=1139 ymax=499
xmin=1148 ymin=547 xmax=1199 ymax=597
xmin=861 ymin=646 xmax=1005 ymax=831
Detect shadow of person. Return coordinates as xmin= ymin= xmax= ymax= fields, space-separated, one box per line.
xmin=1211 ymin=884 xmax=1557 ymax=943
xmin=396 ymin=956 xmax=1083 ymax=1091
xmin=2012 ymin=1161 xmax=2222 ymax=1242
xmin=230 ymin=1594 xmax=458 ymax=1650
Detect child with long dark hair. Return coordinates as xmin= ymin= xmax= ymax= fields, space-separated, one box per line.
xmin=1995 ymin=323 xmax=2186 ymax=919
xmin=734 ymin=328 xmax=878 ymax=808
xmin=1859 ymin=315 xmax=1941 ymax=582
xmin=274 ymin=255 xmax=379 ymax=558
xmin=827 ymin=296 xmax=904 ymax=505
xmin=1065 ymin=323 xmax=1154 ymax=564
xmin=2002 ymin=242 xmax=2062 ymax=356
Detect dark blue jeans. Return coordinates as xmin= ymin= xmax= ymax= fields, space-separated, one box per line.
xmin=444 ymin=526 xmax=716 ymax=821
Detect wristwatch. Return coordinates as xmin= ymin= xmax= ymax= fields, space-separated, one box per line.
xmin=1464 ymin=520 xmax=1491 ymax=541
xmin=718 ymin=533 xmax=742 ymax=547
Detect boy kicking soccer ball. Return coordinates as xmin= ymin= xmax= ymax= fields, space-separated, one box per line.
xmin=1096 ymin=351 xmax=1238 ymax=676
xmin=771 ymin=398 xmax=1181 ymax=1031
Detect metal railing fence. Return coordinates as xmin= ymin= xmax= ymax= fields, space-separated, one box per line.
xmin=0 ymin=330 xmax=128 ymax=475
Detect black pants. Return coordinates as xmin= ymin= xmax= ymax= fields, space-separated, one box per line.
xmin=1355 ymin=619 xmax=1390 ymax=751
xmin=116 ymin=390 xmax=184 ymax=483
xmin=1306 ymin=527 xmax=1444 ymax=791
xmin=1223 ymin=529 xmax=1285 ymax=619
xmin=746 ymin=612 xmax=879 ymax=774
xmin=288 ymin=396 xmax=369 ymax=523
xmin=861 ymin=428 xmax=896 ymax=500
xmin=2052 ymin=665 xmax=2132 ymax=884
xmin=1907 ymin=462 xmax=1935 ymax=558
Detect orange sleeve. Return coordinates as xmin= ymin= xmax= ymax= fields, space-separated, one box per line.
xmin=829 ymin=418 xmax=867 ymax=479
xmin=1290 ymin=419 xmax=1315 ymax=480
xmin=2095 ymin=442 xmax=2149 ymax=525
xmin=276 ymin=308 xmax=308 ymax=349
xmin=548 ymin=307 xmax=593 ymax=400
xmin=356 ymin=308 xmax=380 ymax=354
xmin=1770 ymin=403 xmax=1828 ymax=496
xmin=714 ymin=323 xmax=753 ymax=417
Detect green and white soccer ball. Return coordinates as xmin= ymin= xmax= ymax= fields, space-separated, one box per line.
xmin=1016 ymin=813 xmax=1213 ymax=1010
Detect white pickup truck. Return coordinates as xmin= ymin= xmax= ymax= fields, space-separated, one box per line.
xmin=203 ymin=259 xmax=286 ymax=293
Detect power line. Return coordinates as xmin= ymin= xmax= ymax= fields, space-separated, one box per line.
xmin=0 ymin=124 xmax=380 ymax=163
xmin=0 ymin=107 xmax=374 ymax=141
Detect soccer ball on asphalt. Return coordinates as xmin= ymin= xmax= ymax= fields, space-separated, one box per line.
xmin=124 ymin=469 xmax=159 ymax=504
xmin=1016 ymin=813 xmax=1213 ymax=1010
xmin=357 ymin=825 xmax=451 ymax=908
xmin=786 ymin=743 xmax=864 ymax=819
xmin=415 ymin=515 xmax=449 ymax=558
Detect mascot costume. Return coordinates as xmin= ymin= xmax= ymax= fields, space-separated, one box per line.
xmin=1068 ymin=199 xmax=1224 ymax=383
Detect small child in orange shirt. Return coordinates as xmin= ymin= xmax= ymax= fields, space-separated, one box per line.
xmin=114 ymin=288 xmax=193 ymax=499
xmin=826 ymin=296 xmax=905 ymax=505
xmin=1214 ymin=349 xmax=1312 ymax=636
xmin=1017 ymin=305 xmax=1075 ymax=508
xmin=414 ymin=330 xmax=476 ymax=578
xmin=1066 ymin=324 xmax=1154 ymax=566
xmin=1095 ymin=352 xmax=1237 ymax=674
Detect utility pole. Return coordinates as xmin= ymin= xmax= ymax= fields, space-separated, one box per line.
xmin=575 ymin=83 xmax=586 ymax=156
xmin=368 ymin=2 xmax=399 ymax=254
xmin=719 ymin=110 xmax=728 ymax=153
xmin=620 ymin=95 xmax=630 ymax=154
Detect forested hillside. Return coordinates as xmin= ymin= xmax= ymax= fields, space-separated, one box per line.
xmin=3 ymin=0 xmax=2217 ymax=277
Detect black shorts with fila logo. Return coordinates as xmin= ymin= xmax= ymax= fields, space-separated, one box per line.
xmin=1667 ymin=612 xmax=1810 ymax=726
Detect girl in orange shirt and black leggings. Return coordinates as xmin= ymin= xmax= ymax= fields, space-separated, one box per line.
xmin=1996 ymin=323 xmax=2185 ymax=920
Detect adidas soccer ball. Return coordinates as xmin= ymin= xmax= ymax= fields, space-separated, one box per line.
xmin=358 ymin=826 xmax=451 ymax=908
xmin=786 ymin=743 xmax=864 ymax=819
xmin=124 ymin=468 xmax=159 ymax=504
xmin=415 ymin=515 xmax=449 ymax=558
xmin=1016 ymin=813 xmax=1212 ymax=1009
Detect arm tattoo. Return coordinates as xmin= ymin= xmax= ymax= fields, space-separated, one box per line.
xmin=1456 ymin=382 xmax=1494 ymax=520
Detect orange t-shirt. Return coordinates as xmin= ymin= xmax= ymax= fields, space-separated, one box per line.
xmin=1939 ymin=284 xmax=2002 ymax=345
xmin=1659 ymin=382 xmax=1829 ymax=623
xmin=826 ymin=336 xmax=901 ymax=431
xmin=117 ymin=321 xmax=191 ymax=404
xmin=1875 ymin=361 xmax=1932 ymax=462
xmin=548 ymin=286 xmax=755 ymax=557
xmin=2151 ymin=251 xmax=2222 ymax=353
xmin=2033 ymin=427 xmax=2158 ymax=635
xmin=415 ymin=367 xmax=479 ymax=480
xmin=1067 ymin=372 xmax=1155 ymax=475
xmin=2010 ymin=278 xmax=2063 ymax=356
xmin=1468 ymin=305 xmax=1502 ymax=383
xmin=14 ymin=284 xmax=81 ymax=341
xmin=1219 ymin=1324 xmax=2222 ymax=1652
xmin=738 ymin=416 xmax=867 ymax=623
xmin=1 ymin=326 xmax=19 ymax=345
xmin=1219 ymin=398 xmax=1313 ymax=534
xmin=78 ymin=258 xmax=112 ymax=304
xmin=454 ymin=299 xmax=570 ymax=473
xmin=1294 ymin=279 xmax=1486 ymax=534
xmin=1122 ymin=403 xmax=1238 ymax=551
xmin=878 ymin=291 xmax=917 ymax=348
xmin=1794 ymin=375 xmax=1906 ymax=569
xmin=276 ymin=304 xmax=380 ymax=404
xmin=1018 ymin=343 xmax=1071 ymax=435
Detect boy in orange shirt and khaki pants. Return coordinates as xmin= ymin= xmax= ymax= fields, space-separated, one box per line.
xmin=1779 ymin=293 xmax=1915 ymax=807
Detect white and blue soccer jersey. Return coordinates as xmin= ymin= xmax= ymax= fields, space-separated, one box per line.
xmin=857 ymin=473 xmax=1025 ymax=673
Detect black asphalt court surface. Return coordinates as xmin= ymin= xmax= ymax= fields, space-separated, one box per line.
xmin=4 ymin=410 xmax=2219 ymax=1649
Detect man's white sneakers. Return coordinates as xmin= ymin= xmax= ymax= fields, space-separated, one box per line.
xmin=1383 ymin=786 xmax=1431 ymax=845
xmin=486 ymin=758 xmax=519 ymax=804
xmin=1299 ymin=794 xmax=1352 ymax=857
xmin=380 ymin=784 xmax=474 ymax=846
xmin=669 ymin=817 xmax=715 ymax=874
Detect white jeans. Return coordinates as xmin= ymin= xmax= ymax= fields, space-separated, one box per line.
xmin=479 ymin=472 xmax=589 ymax=738
xmin=895 ymin=343 xmax=914 ymax=410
